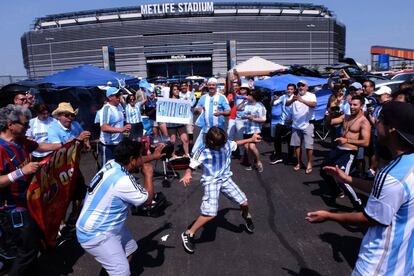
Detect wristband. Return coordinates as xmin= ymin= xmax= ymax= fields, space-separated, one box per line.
xmin=7 ymin=168 xmax=25 ymax=183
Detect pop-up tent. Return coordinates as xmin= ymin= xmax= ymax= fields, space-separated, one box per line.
xmin=37 ymin=64 xmax=138 ymax=87
xmin=254 ymin=74 xmax=327 ymax=92
xmin=232 ymin=56 xmax=288 ymax=76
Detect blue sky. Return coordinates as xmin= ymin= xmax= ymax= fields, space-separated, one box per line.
xmin=0 ymin=0 xmax=412 ymax=75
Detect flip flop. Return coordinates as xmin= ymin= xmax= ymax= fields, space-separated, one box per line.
xmin=293 ymin=164 xmax=301 ymax=171
xmin=305 ymin=168 xmax=313 ymax=174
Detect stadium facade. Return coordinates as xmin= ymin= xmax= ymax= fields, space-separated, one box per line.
xmin=21 ymin=2 xmax=346 ymax=79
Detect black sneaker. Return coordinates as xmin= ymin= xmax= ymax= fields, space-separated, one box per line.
xmin=181 ymin=231 xmax=195 ymax=253
xmin=243 ymin=216 xmax=255 ymax=233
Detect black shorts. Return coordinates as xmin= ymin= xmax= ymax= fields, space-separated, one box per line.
xmin=243 ymin=133 xmax=254 ymax=139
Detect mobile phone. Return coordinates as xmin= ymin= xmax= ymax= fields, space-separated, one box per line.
xmin=11 ymin=209 xmax=24 ymax=228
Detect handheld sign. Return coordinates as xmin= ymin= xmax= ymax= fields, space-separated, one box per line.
xmin=156 ymin=97 xmax=191 ymax=124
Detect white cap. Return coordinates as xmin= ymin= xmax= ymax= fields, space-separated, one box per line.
xmin=207 ymin=77 xmax=218 ymax=84
xmin=375 ymin=86 xmax=392 ymax=95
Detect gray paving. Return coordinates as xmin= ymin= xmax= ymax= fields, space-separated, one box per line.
xmin=38 ymin=140 xmax=365 ymax=276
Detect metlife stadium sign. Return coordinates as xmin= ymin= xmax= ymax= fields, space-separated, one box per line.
xmin=140 ymin=2 xmax=214 ymax=16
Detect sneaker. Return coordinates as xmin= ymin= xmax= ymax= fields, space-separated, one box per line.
xmin=245 ymin=166 xmax=253 ymax=171
xmin=243 ymin=216 xmax=255 ymax=233
xmin=270 ymin=158 xmax=283 ymax=165
xmin=181 ymin=231 xmax=195 ymax=253
xmin=256 ymin=163 xmax=264 ymax=173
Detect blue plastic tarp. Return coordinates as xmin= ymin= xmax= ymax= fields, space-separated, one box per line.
xmin=254 ymin=74 xmax=328 ymax=92
xmin=37 ymin=64 xmax=138 ymax=87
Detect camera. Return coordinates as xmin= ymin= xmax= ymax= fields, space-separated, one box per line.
xmin=329 ymin=106 xmax=343 ymax=118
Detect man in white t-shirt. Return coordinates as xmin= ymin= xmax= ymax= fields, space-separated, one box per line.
xmin=286 ymin=80 xmax=317 ymax=174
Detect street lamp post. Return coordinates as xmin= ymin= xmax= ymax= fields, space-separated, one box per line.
xmin=306 ymin=24 xmax=315 ymax=67
xmin=45 ymin=37 xmax=54 ymax=74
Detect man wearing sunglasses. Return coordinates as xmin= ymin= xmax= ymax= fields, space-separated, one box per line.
xmin=48 ymin=102 xmax=91 ymax=241
xmin=0 ymin=104 xmax=62 ymax=275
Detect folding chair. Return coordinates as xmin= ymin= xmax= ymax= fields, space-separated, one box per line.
xmin=313 ymin=119 xmax=330 ymax=141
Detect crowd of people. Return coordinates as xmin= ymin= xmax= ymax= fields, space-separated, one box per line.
xmin=0 ymin=72 xmax=413 ymax=275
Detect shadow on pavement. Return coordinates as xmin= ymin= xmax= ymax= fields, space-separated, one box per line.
xmin=129 ymin=223 xmax=175 ymax=276
xmin=38 ymin=238 xmax=85 ymax=275
xmin=282 ymin=267 xmax=322 ymax=276
xmin=319 ymin=232 xmax=361 ymax=268
xmin=196 ymin=208 xmax=245 ymax=244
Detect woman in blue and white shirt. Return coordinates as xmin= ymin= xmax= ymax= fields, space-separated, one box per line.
xmin=168 ymin=84 xmax=190 ymax=157
xmin=241 ymin=90 xmax=267 ymax=172
xmin=125 ymin=94 xmax=146 ymax=141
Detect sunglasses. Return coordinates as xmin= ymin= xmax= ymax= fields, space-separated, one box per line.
xmin=62 ymin=113 xmax=76 ymax=118
xmin=13 ymin=121 xmax=29 ymax=128
xmin=297 ymin=83 xmax=306 ymax=87
xmin=16 ymin=98 xmax=27 ymax=102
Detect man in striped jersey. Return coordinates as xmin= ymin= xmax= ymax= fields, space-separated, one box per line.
xmin=98 ymin=87 xmax=131 ymax=166
xmin=76 ymin=139 xmax=165 ymax=275
xmin=307 ymin=101 xmax=414 ymax=275
xmin=192 ymin=78 xmax=230 ymax=154
xmin=180 ymin=127 xmax=261 ymax=253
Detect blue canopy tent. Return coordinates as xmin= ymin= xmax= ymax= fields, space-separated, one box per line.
xmin=254 ymin=74 xmax=327 ymax=92
xmin=37 ymin=64 xmax=138 ymax=87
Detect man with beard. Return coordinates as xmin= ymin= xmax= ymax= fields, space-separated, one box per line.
xmin=76 ymin=139 xmax=165 ymax=275
xmin=320 ymin=95 xmax=371 ymax=209
xmin=307 ymin=101 xmax=414 ymax=275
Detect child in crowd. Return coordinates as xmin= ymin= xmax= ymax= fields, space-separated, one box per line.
xmin=241 ymin=90 xmax=267 ymax=172
xmin=180 ymin=127 xmax=261 ymax=253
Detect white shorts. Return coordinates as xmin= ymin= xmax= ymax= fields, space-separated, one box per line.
xmin=200 ymin=178 xmax=247 ymax=216
xmin=80 ymin=227 xmax=138 ymax=276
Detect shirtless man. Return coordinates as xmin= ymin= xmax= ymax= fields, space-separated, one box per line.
xmin=320 ymin=95 xmax=371 ymax=210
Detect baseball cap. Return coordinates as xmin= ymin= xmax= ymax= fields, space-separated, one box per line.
xmin=375 ymin=86 xmax=392 ymax=95
xmin=240 ymin=81 xmax=250 ymax=90
xmin=297 ymin=80 xmax=308 ymax=86
xmin=106 ymin=87 xmax=120 ymax=97
xmin=381 ymin=101 xmax=414 ymax=146
xmin=350 ymin=82 xmax=363 ymax=90
xmin=207 ymin=77 xmax=218 ymax=84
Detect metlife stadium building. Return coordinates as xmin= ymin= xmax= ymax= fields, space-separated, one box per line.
xmin=21 ymin=2 xmax=346 ymax=79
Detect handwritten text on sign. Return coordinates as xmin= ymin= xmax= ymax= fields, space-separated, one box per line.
xmin=156 ymin=97 xmax=191 ymax=124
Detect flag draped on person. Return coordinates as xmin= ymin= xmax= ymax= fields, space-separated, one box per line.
xmin=26 ymin=141 xmax=81 ymax=248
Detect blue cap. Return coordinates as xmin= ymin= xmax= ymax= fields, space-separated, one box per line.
xmin=106 ymin=87 xmax=120 ymax=97
xmin=350 ymin=82 xmax=362 ymax=90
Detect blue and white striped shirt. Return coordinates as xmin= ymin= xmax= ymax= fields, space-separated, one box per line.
xmin=195 ymin=93 xmax=230 ymax=130
xmin=190 ymin=140 xmax=237 ymax=184
xmin=179 ymin=91 xmax=197 ymax=107
xmin=125 ymin=103 xmax=142 ymax=124
xmin=26 ymin=117 xmax=56 ymax=157
xmin=76 ymin=160 xmax=148 ymax=243
xmin=243 ymin=102 xmax=267 ymax=134
xmin=235 ymin=95 xmax=248 ymax=119
xmin=273 ymin=94 xmax=292 ymax=125
xmin=98 ymin=103 xmax=125 ymax=145
xmin=354 ymin=153 xmax=414 ymax=275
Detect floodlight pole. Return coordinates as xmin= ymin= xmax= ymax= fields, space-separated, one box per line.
xmin=45 ymin=37 xmax=54 ymax=74
xmin=306 ymin=24 xmax=315 ymax=67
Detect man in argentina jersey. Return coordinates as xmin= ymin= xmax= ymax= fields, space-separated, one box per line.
xmin=306 ymin=102 xmax=414 ymax=275
xmin=98 ymin=87 xmax=131 ymax=166
xmin=192 ymin=77 xmax=230 ymax=154
xmin=76 ymin=139 xmax=155 ymax=276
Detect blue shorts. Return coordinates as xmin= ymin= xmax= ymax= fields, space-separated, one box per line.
xmin=200 ymin=178 xmax=247 ymax=216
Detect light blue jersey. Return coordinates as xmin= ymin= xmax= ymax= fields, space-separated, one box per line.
xmin=273 ymin=94 xmax=292 ymax=125
xmin=125 ymin=103 xmax=142 ymax=124
xmin=76 ymin=160 xmax=148 ymax=243
xmin=243 ymin=102 xmax=266 ymax=134
xmin=353 ymin=153 xmax=414 ymax=275
xmin=235 ymin=95 xmax=248 ymax=119
xmin=98 ymin=103 xmax=125 ymax=145
xmin=48 ymin=120 xmax=83 ymax=144
xmin=26 ymin=117 xmax=56 ymax=157
xmin=190 ymin=140 xmax=237 ymax=184
xmin=195 ymin=93 xmax=230 ymax=130
xmin=179 ymin=91 xmax=196 ymax=107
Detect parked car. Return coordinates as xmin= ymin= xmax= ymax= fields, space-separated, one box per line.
xmin=374 ymin=80 xmax=404 ymax=94
xmin=391 ymin=72 xmax=414 ymax=82
xmin=325 ymin=64 xmax=388 ymax=84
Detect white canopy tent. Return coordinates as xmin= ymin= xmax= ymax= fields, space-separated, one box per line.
xmin=231 ymin=56 xmax=288 ymax=76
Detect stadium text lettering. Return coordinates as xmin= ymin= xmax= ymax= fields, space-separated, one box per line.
xmin=141 ymin=2 xmax=214 ymax=15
